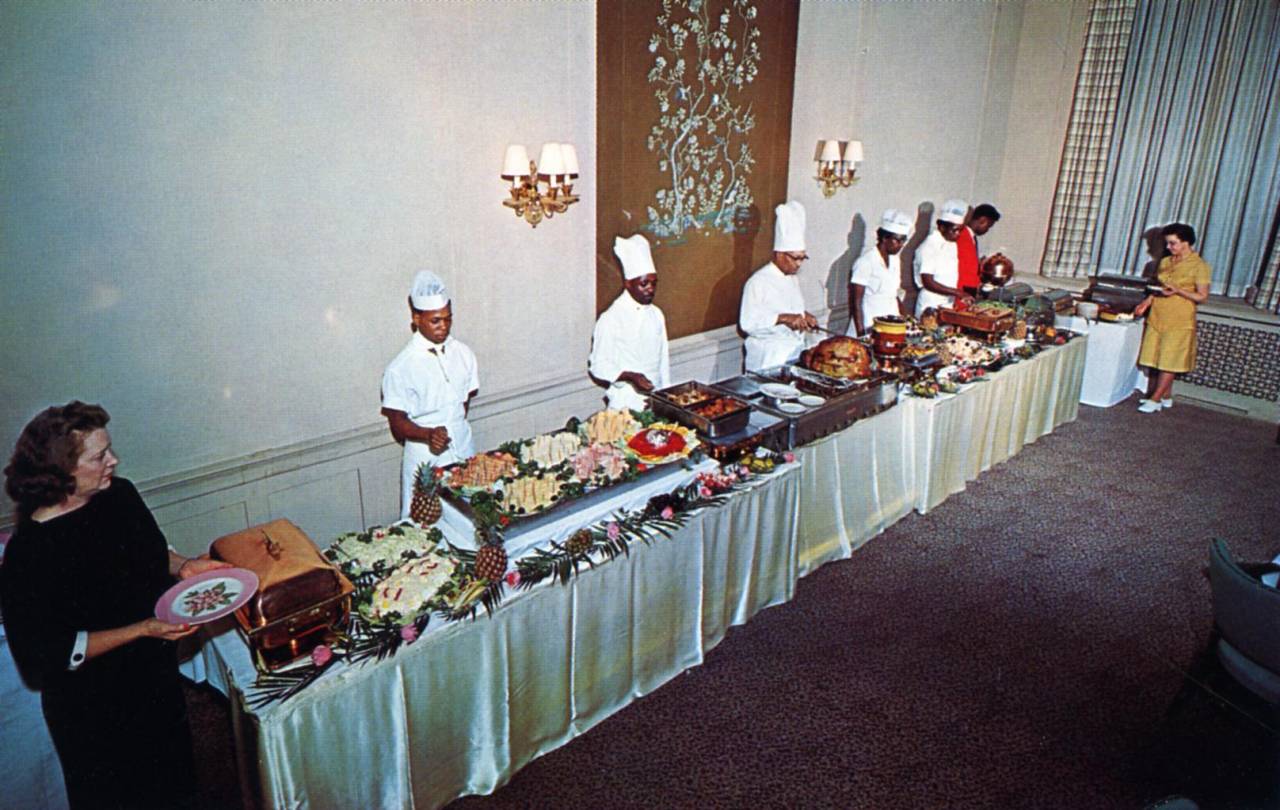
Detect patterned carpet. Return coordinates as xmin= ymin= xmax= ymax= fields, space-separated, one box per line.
xmin=187 ymin=397 xmax=1280 ymax=809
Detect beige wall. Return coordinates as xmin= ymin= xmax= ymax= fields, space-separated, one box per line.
xmin=787 ymin=0 xmax=1088 ymax=320
xmin=1 ymin=1 xmax=598 ymax=484
xmin=1 ymin=0 xmax=1088 ymax=542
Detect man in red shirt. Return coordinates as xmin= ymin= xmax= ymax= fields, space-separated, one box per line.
xmin=956 ymin=203 xmax=1001 ymax=295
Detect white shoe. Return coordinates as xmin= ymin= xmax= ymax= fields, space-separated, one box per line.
xmin=1138 ymin=400 xmax=1162 ymax=413
xmin=1138 ymin=397 xmax=1173 ymax=410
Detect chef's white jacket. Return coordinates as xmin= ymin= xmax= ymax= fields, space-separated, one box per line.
xmin=589 ymin=291 xmax=671 ymax=411
xmin=914 ymin=230 xmax=959 ymax=316
xmin=381 ymin=333 xmax=479 ymax=519
xmin=847 ymin=247 xmax=902 ymax=335
xmin=740 ymin=261 xmax=809 ymax=372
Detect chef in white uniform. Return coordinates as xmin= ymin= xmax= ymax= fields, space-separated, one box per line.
xmin=739 ymin=200 xmax=818 ymax=372
xmin=589 ymin=234 xmax=671 ymax=411
xmin=913 ymin=198 xmax=969 ymax=317
xmin=381 ymin=271 xmax=480 ymax=519
xmin=848 ymin=208 xmax=913 ymax=336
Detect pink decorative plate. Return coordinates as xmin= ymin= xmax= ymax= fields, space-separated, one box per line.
xmin=154 ymin=568 xmax=259 ymax=625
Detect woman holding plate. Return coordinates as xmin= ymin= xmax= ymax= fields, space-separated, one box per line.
xmin=1 ymin=401 xmax=229 ymax=809
xmin=1133 ymin=223 xmax=1211 ymax=413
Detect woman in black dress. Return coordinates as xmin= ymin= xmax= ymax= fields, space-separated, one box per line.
xmin=1 ymin=401 xmax=228 ymax=809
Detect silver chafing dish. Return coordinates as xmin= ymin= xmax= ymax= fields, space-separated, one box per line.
xmin=718 ymin=366 xmax=899 ymax=448
xmin=1086 ymin=274 xmax=1149 ymax=313
xmin=980 ymin=281 xmax=1034 ymax=306
xmin=650 ymin=381 xmax=752 ymax=438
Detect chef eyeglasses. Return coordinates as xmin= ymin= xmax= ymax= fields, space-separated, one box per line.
xmin=783 ymin=252 xmax=809 ymax=262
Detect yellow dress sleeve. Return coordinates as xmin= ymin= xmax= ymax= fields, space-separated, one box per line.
xmin=1193 ymin=256 xmax=1211 ymax=287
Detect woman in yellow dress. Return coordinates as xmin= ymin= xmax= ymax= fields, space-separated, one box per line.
xmin=1133 ymin=222 xmax=1211 ymax=413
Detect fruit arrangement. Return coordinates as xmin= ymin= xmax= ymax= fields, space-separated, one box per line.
xmin=409 ymin=464 xmax=443 ymax=526
xmin=739 ymin=446 xmax=777 ymax=474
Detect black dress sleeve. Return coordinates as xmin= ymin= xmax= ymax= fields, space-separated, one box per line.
xmin=0 ymin=523 xmax=79 ymax=691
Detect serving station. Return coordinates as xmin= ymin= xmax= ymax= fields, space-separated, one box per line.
xmin=159 ymin=319 xmax=1088 ymax=810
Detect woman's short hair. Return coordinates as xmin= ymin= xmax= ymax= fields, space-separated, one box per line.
xmin=1162 ymin=222 xmax=1197 ymax=245
xmin=4 ymin=401 xmax=110 ymax=516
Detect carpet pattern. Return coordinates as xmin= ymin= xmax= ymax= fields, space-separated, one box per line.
xmin=186 ymin=398 xmax=1280 ymax=809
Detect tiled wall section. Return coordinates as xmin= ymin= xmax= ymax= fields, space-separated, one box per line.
xmin=1184 ymin=317 xmax=1280 ymax=402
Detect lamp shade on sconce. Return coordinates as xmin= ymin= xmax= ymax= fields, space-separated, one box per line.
xmin=537 ymin=142 xmax=565 ymax=177
xmin=502 ymin=144 xmax=531 ymax=177
xmin=843 ymin=140 xmax=864 ymax=163
xmin=560 ymin=143 xmax=580 ymax=176
xmin=818 ymin=139 xmax=842 ymax=163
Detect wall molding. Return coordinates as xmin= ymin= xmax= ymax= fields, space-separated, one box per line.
xmin=3 ymin=312 xmax=848 ymax=545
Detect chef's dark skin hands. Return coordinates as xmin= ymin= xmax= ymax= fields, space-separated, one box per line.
xmin=617 ymin=371 xmax=655 ymax=392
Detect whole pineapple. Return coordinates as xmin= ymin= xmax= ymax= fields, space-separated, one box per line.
xmin=473 ymin=528 xmax=508 ymax=582
xmin=565 ymin=529 xmax=594 ymax=558
xmin=410 ymin=464 xmax=443 ymax=526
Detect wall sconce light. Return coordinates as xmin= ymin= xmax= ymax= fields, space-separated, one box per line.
xmin=501 ymin=142 xmax=580 ymax=227
xmin=814 ymin=139 xmax=862 ymax=197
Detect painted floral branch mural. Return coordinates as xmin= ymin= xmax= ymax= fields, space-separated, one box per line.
xmin=645 ymin=0 xmax=761 ymax=239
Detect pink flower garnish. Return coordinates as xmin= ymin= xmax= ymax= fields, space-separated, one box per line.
xmin=660 ymin=506 xmax=675 ymax=519
xmin=504 ymin=570 xmax=521 ymax=588
xmin=783 ymin=452 xmax=796 ymax=464
xmin=606 ymin=522 xmax=621 ymax=541
xmin=373 ymin=529 xmax=387 ymax=539
xmin=698 ymin=485 xmax=713 ymax=499
xmin=399 ymin=624 xmax=419 ymax=644
xmin=311 ymin=644 xmax=333 ymax=667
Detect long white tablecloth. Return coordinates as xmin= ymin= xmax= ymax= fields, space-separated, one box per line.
xmin=1056 ymin=315 xmax=1145 ymax=407
xmin=7 ymin=339 xmax=1088 ymax=810
xmin=904 ymin=337 xmax=1087 ymax=513
xmin=795 ymin=402 xmax=914 ymax=574
xmin=191 ymin=466 xmax=802 ymax=809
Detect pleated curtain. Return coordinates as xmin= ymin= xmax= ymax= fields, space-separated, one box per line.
xmin=1042 ymin=0 xmax=1280 ymax=307
xmin=1041 ymin=0 xmax=1136 ymax=279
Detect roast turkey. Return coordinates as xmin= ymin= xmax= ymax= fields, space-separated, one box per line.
xmin=800 ymin=336 xmax=873 ymax=379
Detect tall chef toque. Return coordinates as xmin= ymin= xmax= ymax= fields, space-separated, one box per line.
xmin=410 ymin=271 xmax=450 ymax=311
xmin=613 ymin=234 xmax=657 ymax=281
xmin=938 ymin=199 xmax=969 ymax=225
xmin=880 ymin=208 xmax=913 ymax=237
xmin=773 ymin=200 xmax=807 ymax=252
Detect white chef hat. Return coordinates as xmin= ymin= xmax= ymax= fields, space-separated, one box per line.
xmin=773 ymin=200 xmax=806 ymax=252
xmin=409 ymin=271 xmax=450 ymax=311
xmin=613 ymin=234 xmax=657 ymax=280
xmin=880 ymin=208 xmax=913 ymax=237
xmin=938 ymin=199 xmax=969 ymax=224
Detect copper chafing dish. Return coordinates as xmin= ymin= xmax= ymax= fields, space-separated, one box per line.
xmin=937 ymin=306 xmax=1016 ymax=335
xmin=210 ymin=519 xmax=354 ymax=672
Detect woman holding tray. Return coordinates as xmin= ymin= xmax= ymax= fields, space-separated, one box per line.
xmin=1 ymin=401 xmax=227 ymax=809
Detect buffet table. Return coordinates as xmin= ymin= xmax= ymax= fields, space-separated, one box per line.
xmin=904 ymin=337 xmax=1087 ymax=513
xmin=4 ymin=337 xmax=1087 ymax=810
xmin=1055 ymin=314 xmax=1144 ymax=407
xmin=188 ymin=466 xmax=802 ymax=809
